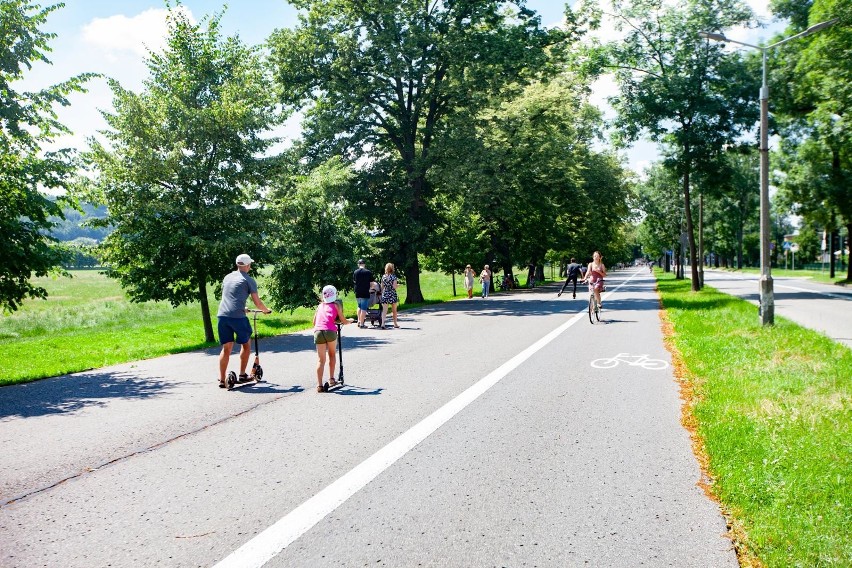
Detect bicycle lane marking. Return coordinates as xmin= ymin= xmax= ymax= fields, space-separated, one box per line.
xmin=213 ymin=271 xmax=646 ymax=568
xmin=590 ymin=353 xmax=669 ymax=370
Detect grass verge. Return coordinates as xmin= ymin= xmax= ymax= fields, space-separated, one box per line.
xmin=656 ymin=270 xmax=851 ymax=567
xmin=0 ymin=269 xmax=480 ymax=386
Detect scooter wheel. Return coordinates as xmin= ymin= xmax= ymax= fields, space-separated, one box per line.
xmin=227 ymin=371 xmax=237 ymax=389
xmin=254 ymin=365 xmax=263 ymax=381
xmin=322 ymin=382 xmax=329 ymax=393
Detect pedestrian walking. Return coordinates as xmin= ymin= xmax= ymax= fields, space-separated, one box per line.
xmin=463 ymin=264 xmax=476 ymax=299
xmin=380 ymin=263 xmax=400 ymax=328
xmin=480 ymin=265 xmax=492 ymax=298
xmin=353 ymin=259 xmax=373 ymax=328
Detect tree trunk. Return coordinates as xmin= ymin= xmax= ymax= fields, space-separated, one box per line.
xmin=736 ymin=223 xmax=744 ymax=269
xmin=404 ymin=253 xmax=424 ymax=304
xmin=402 ymin=173 xmax=427 ymax=304
xmin=197 ymin=273 xmax=214 ymax=343
xmin=452 ymin=271 xmax=456 ymax=297
xmin=682 ymin=167 xmax=699 ymax=291
xmin=847 ymin=224 xmax=852 ymax=281
xmin=698 ymin=192 xmax=704 ymax=289
xmin=830 ymin=224 xmax=837 ymax=279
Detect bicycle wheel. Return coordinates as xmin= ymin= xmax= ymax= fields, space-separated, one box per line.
xmin=588 ymin=295 xmax=595 ymax=324
xmin=593 ymin=300 xmax=600 ymax=322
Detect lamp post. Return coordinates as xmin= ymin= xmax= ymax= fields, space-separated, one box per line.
xmin=699 ymin=19 xmax=837 ymax=326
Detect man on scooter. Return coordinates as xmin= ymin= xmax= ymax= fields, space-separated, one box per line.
xmin=217 ymin=254 xmax=272 ymax=388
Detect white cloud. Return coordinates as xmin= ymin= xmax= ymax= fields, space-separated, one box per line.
xmin=81 ymin=7 xmax=195 ymax=58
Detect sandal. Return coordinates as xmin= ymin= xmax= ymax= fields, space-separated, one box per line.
xmin=328 ymin=379 xmax=338 ymax=387
xmin=317 ymin=385 xmax=324 ymax=393
xmin=238 ymin=373 xmax=249 ymax=382
xmin=219 ymin=379 xmax=227 ymax=389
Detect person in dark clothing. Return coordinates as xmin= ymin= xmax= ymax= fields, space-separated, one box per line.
xmin=558 ymin=258 xmax=583 ymax=299
xmin=353 ymin=259 xmax=373 ymax=328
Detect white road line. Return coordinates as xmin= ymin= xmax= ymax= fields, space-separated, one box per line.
xmin=706 ymin=271 xmax=851 ymax=301
xmin=212 ymin=270 xmax=646 ymax=568
xmin=773 ymin=282 xmax=851 ymax=301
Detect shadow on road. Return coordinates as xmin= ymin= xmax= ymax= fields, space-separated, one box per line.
xmin=0 ymin=370 xmax=174 ymax=419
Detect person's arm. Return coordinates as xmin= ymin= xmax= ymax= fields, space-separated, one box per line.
xmin=601 ymin=264 xmax=608 ymax=277
xmin=250 ymin=292 xmax=272 ymax=314
xmin=334 ymin=300 xmax=351 ymax=324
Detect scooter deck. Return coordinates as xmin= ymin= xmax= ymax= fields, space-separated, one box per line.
xmin=322 ymin=380 xmax=345 ymax=392
xmin=228 ymin=378 xmax=261 ymax=390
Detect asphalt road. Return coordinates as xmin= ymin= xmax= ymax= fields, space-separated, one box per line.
xmin=700 ymin=269 xmax=852 ymax=349
xmin=0 ymin=267 xmax=736 ymax=567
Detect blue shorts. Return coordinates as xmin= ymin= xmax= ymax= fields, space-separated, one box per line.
xmin=356 ymin=297 xmax=370 ymax=310
xmin=218 ymin=316 xmax=252 ymax=345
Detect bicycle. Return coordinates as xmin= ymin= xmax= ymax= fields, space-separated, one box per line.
xmin=587 ymin=282 xmax=600 ymax=323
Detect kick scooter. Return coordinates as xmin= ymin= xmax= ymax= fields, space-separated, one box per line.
xmin=227 ymin=309 xmax=267 ymax=390
xmin=322 ymin=322 xmax=346 ymax=392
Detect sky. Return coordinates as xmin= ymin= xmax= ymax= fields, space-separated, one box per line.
xmin=21 ymin=0 xmax=786 ymax=177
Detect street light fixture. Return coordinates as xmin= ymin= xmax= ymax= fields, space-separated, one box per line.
xmin=699 ymin=18 xmax=837 ymax=326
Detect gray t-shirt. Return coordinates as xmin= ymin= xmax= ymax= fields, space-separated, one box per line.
xmin=217 ymin=270 xmax=258 ymax=318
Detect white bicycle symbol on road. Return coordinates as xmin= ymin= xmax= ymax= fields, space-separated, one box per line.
xmin=590 ymin=353 xmax=669 ymax=370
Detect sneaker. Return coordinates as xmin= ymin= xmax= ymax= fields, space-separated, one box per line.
xmin=572 ymin=293 xmax=576 ymax=299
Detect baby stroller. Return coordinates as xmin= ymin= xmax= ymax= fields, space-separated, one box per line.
xmin=366 ymin=282 xmax=383 ymax=327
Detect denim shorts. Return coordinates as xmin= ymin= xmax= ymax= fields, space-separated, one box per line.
xmin=356 ymin=297 xmax=370 ymax=310
xmin=218 ymin=316 xmax=252 ymax=345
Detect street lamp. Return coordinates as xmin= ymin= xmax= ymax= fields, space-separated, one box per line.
xmin=699 ymin=19 xmax=837 ymax=326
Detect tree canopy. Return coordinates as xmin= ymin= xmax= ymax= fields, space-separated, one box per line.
xmin=0 ymin=0 xmax=92 ymax=312
xmin=86 ymin=8 xmax=280 ymax=341
xmin=268 ymin=0 xmax=567 ymax=303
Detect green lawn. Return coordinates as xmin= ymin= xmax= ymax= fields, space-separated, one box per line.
xmin=656 ymin=270 xmax=851 ymax=567
xmin=0 ymin=269 xmax=480 ymax=385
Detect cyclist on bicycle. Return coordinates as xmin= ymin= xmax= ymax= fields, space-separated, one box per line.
xmin=583 ymin=251 xmax=607 ymax=310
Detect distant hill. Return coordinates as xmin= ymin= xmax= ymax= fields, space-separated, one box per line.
xmin=49 ymin=201 xmax=112 ymax=242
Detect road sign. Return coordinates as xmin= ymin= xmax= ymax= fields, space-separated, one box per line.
xmin=791 ymin=243 xmax=800 ymax=253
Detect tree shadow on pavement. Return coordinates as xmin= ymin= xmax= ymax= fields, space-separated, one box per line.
xmin=0 ymin=370 xmax=173 ymax=419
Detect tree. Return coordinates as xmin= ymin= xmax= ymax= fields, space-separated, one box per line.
xmin=0 ymin=1 xmax=92 ymax=311
xmin=772 ymin=0 xmax=852 ymax=280
xmin=595 ymin=0 xmax=757 ymax=290
xmin=268 ymin=0 xmax=565 ymax=303
xmin=699 ymin=149 xmax=759 ymax=269
xmin=635 ymin=162 xmax=683 ymax=269
xmin=266 ymin=157 xmax=375 ymax=311
xmin=86 ymin=7 xmax=279 ymax=342
xmin=428 ymin=75 xmax=623 ymax=282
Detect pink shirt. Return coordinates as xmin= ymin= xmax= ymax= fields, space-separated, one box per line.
xmin=313 ymin=302 xmax=341 ymax=331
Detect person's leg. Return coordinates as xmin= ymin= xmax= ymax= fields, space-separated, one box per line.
xmin=238 ymin=341 xmax=251 ymax=376
xmin=316 ymin=343 xmax=327 ymax=389
xmin=392 ymin=303 xmax=399 ymax=327
xmin=326 ymin=340 xmax=337 ymax=381
xmin=219 ymin=342 xmax=233 ymax=383
xmin=572 ymin=277 xmax=577 ymax=298
xmin=381 ymin=303 xmax=389 ymax=327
